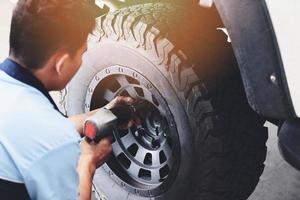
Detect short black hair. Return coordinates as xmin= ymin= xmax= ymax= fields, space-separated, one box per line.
xmin=9 ymin=0 xmax=101 ymax=69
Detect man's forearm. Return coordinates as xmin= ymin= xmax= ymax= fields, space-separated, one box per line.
xmin=77 ymin=157 xmax=96 ymax=200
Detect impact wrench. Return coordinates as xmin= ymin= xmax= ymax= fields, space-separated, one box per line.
xmin=83 ymin=101 xmax=148 ymax=143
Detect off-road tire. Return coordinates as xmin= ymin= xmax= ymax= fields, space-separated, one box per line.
xmin=63 ymin=3 xmax=268 ymax=200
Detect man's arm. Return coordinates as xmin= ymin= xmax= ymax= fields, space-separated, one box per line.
xmin=78 ymin=138 xmax=112 ymax=200
xmin=77 ymin=161 xmax=94 ymax=200
xmin=70 ymin=96 xmax=136 ymax=199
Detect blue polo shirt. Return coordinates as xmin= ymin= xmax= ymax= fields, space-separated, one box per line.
xmin=0 ymin=60 xmax=81 ymax=199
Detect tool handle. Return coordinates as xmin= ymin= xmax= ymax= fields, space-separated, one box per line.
xmin=110 ymin=105 xmax=134 ymax=126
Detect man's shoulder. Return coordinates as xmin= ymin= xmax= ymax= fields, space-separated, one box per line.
xmin=0 ymin=70 xmax=80 ymax=151
xmin=0 ymin=97 xmax=80 ymax=146
xmin=0 ymin=71 xmax=81 ymax=181
xmin=0 ymin=70 xmax=30 ymax=89
xmin=0 ymin=70 xmax=60 ymax=119
xmin=0 ymin=70 xmax=50 ymax=108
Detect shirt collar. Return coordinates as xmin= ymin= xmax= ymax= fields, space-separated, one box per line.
xmin=0 ymin=58 xmax=65 ymax=117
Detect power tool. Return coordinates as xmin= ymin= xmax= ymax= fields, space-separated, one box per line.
xmin=83 ymin=101 xmax=148 ymax=143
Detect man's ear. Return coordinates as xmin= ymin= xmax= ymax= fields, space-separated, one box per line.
xmin=54 ymin=53 xmax=70 ymax=76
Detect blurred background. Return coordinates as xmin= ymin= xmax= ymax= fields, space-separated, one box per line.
xmin=1 ymin=1 xmax=300 ymax=199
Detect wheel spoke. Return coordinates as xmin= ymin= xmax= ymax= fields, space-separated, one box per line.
xmin=103 ymin=88 xmax=116 ymax=101
xmin=135 ymin=148 xmax=147 ymax=162
xmin=124 ymin=86 xmax=138 ymax=98
xmin=115 ymin=75 xmax=130 ymax=86
xmin=112 ymin=142 xmax=123 ymax=156
xmin=151 ymin=151 xmax=161 ymax=166
xmin=142 ymin=88 xmax=165 ymax=114
xmin=120 ymin=131 xmax=136 ymax=148
xmin=143 ymin=88 xmax=153 ymax=102
xmin=115 ymin=75 xmax=138 ymax=97
xmin=127 ymin=162 xmax=140 ymax=177
xmin=150 ymin=169 xmax=161 ymax=182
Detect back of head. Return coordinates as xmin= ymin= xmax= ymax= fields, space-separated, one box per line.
xmin=9 ymin=0 xmax=101 ymax=69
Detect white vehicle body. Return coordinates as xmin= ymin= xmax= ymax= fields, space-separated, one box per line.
xmin=265 ymin=0 xmax=300 ymax=117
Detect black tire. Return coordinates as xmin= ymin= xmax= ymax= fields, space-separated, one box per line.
xmin=64 ymin=3 xmax=268 ymax=200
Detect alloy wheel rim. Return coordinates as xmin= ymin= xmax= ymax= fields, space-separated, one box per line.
xmin=85 ymin=65 xmax=180 ymax=196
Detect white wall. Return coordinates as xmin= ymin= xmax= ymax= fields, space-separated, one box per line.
xmin=0 ymin=1 xmax=15 ymax=61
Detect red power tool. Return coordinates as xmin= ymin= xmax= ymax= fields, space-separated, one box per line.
xmin=83 ymin=101 xmax=147 ymax=143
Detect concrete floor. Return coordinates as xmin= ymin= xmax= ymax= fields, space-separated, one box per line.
xmin=1 ymin=1 xmax=300 ymax=199
xmin=249 ymin=123 xmax=300 ymax=200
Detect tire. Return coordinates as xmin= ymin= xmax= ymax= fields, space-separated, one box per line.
xmin=64 ymin=3 xmax=268 ymax=200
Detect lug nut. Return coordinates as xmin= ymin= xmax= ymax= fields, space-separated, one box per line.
xmin=152 ymin=139 xmax=160 ymax=149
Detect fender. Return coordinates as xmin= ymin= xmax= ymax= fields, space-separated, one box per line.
xmin=214 ymin=0 xmax=296 ymax=119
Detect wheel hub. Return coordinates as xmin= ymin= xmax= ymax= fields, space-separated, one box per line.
xmin=137 ymin=110 xmax=168 ymax=150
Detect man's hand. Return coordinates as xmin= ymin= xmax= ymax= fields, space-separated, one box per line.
xmin=80 ymin=137 xmax=112 ymax=169
xmin=74 ymin=96 xmax=136 ymax=200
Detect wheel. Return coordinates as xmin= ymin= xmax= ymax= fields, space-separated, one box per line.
xmin=64 ymin=3 xmax=268 ymax=200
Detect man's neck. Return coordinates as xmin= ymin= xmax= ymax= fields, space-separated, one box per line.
xmin=9 ymin=56 xmax=52 ymax=91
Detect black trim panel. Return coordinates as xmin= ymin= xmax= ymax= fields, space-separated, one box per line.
xmin=214 ymin=0 xmax=295 ymax=119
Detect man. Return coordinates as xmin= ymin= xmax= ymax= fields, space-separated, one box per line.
xmin=0 ymin=0 xmax=134 ymax=199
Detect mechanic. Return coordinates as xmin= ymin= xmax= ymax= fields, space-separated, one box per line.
xmin=0 ymin=0 xmax=135 ymax=200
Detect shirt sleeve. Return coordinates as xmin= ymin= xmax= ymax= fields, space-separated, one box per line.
xmin=23 ymin=141 xmax=80 ymax=200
